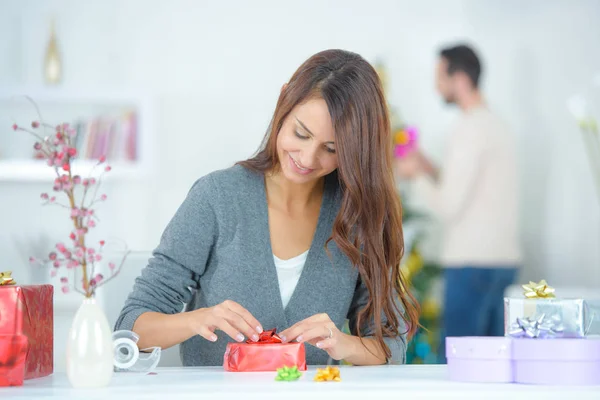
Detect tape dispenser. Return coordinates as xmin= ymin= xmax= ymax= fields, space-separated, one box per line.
xmin=113 ymin=330 xmax=161 ymax=372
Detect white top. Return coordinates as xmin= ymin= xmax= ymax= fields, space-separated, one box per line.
xmin=415 ymin=105 xmax=522 ymax=266
xmin=273 ymin=250 xmax=308 ymax=308
xmin=5 ymin=366 xmax=599 ymax=400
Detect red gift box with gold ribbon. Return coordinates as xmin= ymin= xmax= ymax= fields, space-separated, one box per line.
xmin=224 ymin=329 xmax=307 ymax=372
xmin=0 ymin=283 xmax=54 ymax=384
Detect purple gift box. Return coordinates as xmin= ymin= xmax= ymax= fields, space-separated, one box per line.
xmin=446 ymin=337 xmax=513 ymax=383
xmin=513 ymin=338 xmax=600 ymax=386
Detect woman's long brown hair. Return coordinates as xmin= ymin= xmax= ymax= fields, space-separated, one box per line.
xmin=238 ymin=49 xmax=420 ymax=359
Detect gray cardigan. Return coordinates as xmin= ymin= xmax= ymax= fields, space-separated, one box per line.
xmin=114 ymin=165 xmax=407 ymax=366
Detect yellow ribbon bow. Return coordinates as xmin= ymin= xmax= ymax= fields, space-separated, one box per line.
xmin=313 ymin=366 xmax=341 ymax=382
xmin=522 ymin=279 xmax=555 ymax=299
xmin=0 ymin=271 xmax=15 ymax=286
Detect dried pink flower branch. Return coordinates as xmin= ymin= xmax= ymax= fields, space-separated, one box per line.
xmin=14 ymin=102 xmax=130 ymax=297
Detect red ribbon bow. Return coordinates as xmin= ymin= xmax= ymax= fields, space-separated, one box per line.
xmin=246 ymin=328 xmax=282 ymax=344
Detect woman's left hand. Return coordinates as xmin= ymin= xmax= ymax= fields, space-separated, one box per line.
xmin=279 ymin=313 xmax=351 ymax=361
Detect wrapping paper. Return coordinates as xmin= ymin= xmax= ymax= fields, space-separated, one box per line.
xmin=0 ymin=335 xmax=28 ymax=386
xmin=513 ymin=338 xmax=600 ymax=385
xmin=224 ymin=329 xmax=306 ymax=372
xmin=504 ymin=297 xmax=590 ymax=338
xmin=446 ymin=337 xmax=513 ymax=383
xmin=0 ymin=285 xmax=54 ymax=379
xmin=586 ymin=298 xmax=600 ymax=335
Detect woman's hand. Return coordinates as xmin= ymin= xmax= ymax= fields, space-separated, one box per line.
xmin=187 ymin=300 xmax=263 ymax=343
xmin=279 ymin=313 xmax=352 ymax=361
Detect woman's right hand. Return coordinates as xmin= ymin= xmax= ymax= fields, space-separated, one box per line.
xmin=187 ymin=300 xmax=263 ymax=343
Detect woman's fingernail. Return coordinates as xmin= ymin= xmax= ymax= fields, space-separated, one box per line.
xmin=210 ymin=335 xmax=217 ymax=342
xmin=280 ymin=335 xmax=287 ymax=342
xmin=296 ymin=335 xmax=303 ymax=342
xmin=256 ymin=326 xmax=263 ymax=333
xmin=252 ymin=334 xmax=259 ymax=342
xmin=237 ymin=334 xmax=245 ymax=342
xmin=316 ymin=341 xmax=323 ymax=348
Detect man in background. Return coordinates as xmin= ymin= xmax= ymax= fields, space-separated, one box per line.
xmin=396 ymin=44 xmax=521 ymax=359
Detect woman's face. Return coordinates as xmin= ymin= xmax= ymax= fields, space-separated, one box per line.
xmin=276 ymin=98 xmax=338 ymax=185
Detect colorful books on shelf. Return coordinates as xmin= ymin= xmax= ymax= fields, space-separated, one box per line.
xmin=47 ymin=110 xmax=138 ymax=162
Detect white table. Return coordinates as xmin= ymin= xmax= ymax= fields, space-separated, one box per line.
xmin=3 ymin=365 xmax=600 ymax=400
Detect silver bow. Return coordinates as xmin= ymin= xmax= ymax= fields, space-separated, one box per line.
xmin=508 ymin=313 xmax=565 ymax=338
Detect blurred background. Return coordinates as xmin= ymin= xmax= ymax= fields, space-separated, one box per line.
xmin=1 ymin=0 xmax=599 ymax=369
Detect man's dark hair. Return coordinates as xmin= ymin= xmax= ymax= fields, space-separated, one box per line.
xmin=439 ymin=44 xmax=482 ymax=88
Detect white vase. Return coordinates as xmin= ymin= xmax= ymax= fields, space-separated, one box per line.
xmin=66 ymin=296 xmax=114 ymax=388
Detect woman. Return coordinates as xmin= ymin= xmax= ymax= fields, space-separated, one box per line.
xmin=115 ymin=49 xmax=419 ymax=366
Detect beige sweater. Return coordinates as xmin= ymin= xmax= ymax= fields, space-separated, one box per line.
xmin=414 ymin=105 xmax=522 ymax=267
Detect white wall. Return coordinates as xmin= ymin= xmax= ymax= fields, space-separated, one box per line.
xmin=461 ymin=0 xmax=600 ymax=286
xmin=1 ymin=0 xmax=599 ymax=370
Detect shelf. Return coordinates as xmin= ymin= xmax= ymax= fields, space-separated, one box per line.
xmin=0 ymin=159 xmax=145 ymax=182
xmin=0 ymin=86 xmax=154 ymax=183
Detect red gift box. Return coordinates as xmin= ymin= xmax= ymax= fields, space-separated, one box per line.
xmin=0 ymin=335 xmax=28 ymax=386
xmin=224 ymin=329 xmax=307 ymax=372
xmin=0 ymin=284 xmax=54 ymax=380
